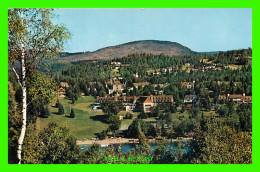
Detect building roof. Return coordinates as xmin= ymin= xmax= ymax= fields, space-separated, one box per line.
xmin=133 ymin=82 xmax=150 ymax=88
xmin=97 ymin=95 xmax=174 ymax=104
xmin=242 ymin=96 xmax=252 ymax=102
xmin=113 ymin=80 xmax=121 ymax=85
xmin=181 ymin=82 xmax=192 ymax=86
xmin=60 ymin=82 xmax=69 ymax=87
xmin=138 ymin=97 xmax=153 ymax=104
xmin=184 ymin=95 xmax=197 ymax=101
xmin=229 ymin=94 xmax=243 ymax=99
xmin=58 ymin=87 xmax=66 ymax=92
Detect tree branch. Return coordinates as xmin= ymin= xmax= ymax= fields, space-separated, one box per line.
xmin=12 ymin=67 xmax=22 ymax=88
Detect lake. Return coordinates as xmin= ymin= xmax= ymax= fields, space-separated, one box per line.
xmin=80 ymin=140 xmax=191 ymax=153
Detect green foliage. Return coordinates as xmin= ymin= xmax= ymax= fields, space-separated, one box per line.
xmin=217 ymin=105 xmax=229 ymax=117
xmin=128 ymin=118 xmax=157 ymax=138
xmin=102 ymin=101 xmax=123 ymax=116
xmin=80 ymin=144 xmax=104 ymax=164
xmin=138 ymin=112 xmax=149 ymax=119
xmin=124 ymin=112 xmax=133 ymax=119
xmin=97 ymin=130 xmax=107 ymax=140
xmin=191 ymin=118 xmax=252 ymax=164
xmin=22 ymin=123 xmax=81 ymax=164
xmin=8 ymin=82 xmax=21 ymax=164
xmin=41 ymin=106 xmax=51 ymax=118
xmin=173 ymin=118 xmax=193 ymax=137
xmin=38 ymin=123 xmax=81 ymax=164
xmin=8 ymin=8 xmax=71 ymax=70
xmin=107 ymin=115 xmax=121 ymax=131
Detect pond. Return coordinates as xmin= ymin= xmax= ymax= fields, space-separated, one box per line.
xmin=80 ymin=140 xmax=191 ymax=153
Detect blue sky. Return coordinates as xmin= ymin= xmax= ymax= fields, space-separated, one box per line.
xmin=54 ymin=8 xmax=252 ymax=53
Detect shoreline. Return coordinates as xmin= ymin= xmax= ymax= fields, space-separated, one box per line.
xmin=76 ymin=137 xmax=192 ymax=145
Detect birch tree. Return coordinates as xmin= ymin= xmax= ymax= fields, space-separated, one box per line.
xmin=8 ymin=8 xmax=71 ymax=164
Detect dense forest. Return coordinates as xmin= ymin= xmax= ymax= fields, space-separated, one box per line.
xmin=8 ymin=8 xmax=252 ymax=165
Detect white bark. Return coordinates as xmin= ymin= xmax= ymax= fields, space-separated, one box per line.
xmin=17 ymin=11 xmax=27 ymax=164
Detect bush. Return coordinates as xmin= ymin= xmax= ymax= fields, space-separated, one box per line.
xmin=124 ymin=112 xmax=133 ymax=119
xmin=41 ymin=106 xmax=51 ymax=118
xmin=97 ymin=130 xmax=107 ymax=140
xmin=138 ymin=112 xmax=148 ymax=119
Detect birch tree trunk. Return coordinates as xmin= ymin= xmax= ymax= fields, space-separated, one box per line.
xmin=17 ymin=11 xmax=27 ymax=164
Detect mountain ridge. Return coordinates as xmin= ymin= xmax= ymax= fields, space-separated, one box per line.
xmin=59 ymin=40 xmax=197 ymax=62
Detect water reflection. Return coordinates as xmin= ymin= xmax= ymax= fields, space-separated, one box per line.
xmin=80 ymin=140 xmax=191 ymax=153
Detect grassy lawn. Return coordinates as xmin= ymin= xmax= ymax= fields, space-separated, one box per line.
xmin=37 ymin=96 xmax=109 ymax=140
xmin=118 ymin=111 xmax=139 ymax=130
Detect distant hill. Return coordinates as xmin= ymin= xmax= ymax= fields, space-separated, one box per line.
xmin=59 ymin=40 xmax=197 ymax=62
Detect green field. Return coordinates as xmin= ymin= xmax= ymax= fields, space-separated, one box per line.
xmin=37 ymin=96 xmax=109 ymax=140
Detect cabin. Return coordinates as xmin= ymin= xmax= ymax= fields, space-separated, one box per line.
xmin=181 ymin=82 xmax=194 ymax=89
xmin=184 ymin=95 xmax=197 ymax=103
xmin=60 ymin=82 xmax=70 ymax=88
xmin=106 ymin=79 xmax=125 ymax=95
xmin=58 ymin=87 xmax=66 ymax=96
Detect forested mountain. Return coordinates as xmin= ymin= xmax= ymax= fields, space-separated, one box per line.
xmin=59 ymin=40 xmax=196 ymax=62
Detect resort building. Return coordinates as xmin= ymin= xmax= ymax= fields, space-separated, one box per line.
xmin=96 ymin=95 xmax=174 ymax=113
xmin=105 ymin=79 xmax=125 ymax=95
xmin=218 ymin=93 xmax=252 ymax=103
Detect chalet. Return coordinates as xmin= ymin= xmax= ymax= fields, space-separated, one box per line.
xmin=60 ymin=82 xmax=70 ymax=88
xmin=133 ymin=82 xmax=150 ymax=89
xmin=162 ymin=67 xmax=173 ymax=73
xmin=217 ymin=81 xmax=242 ymax=86
xmin=105 ymin=79 xmax=125 ymax=94
xmin=204 ymin=65 xmax=216 ymax=70
xmin=151 ymin=84 xmax=169 ymax=89
xmin=185 ymin=63 xmax=190 ymax=67
xmin=181 ymin=82 xmax=194 ymax=89
xmin=111 ymin=61 xmax=121 ymax=65
xmin=218 ymin=95 xmax=227 ymax=100
xmin=111 ymin=62 xmax=121 ymax=70
xmin=184 ymin=95 xmax=197 ymax=103
xmin=133 ymin=73 xmax=139 ymax=78
xmin=147 ymin=70 xmax=160 ymax=76
xmin=90 ymin=103 xmax=102 ymax=111
xmin=96 ymin=96 xmax=139 ymax=111
xmin=58 ymin=87 xmax=66 ymax=96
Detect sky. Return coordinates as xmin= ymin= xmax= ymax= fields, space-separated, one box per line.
xmin=53 ymin=8 xmax=252 ymax=53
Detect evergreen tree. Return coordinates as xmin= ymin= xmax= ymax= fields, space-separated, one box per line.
xmin=55 ymin=99 xmax=60 ymax=108
xmin=58 ymin=104 xmax=65 ymax=115
xmin=41 ymin=106 xmax=51 ymax=118
xmin=70 ymin=108 xmax=75 ymax=118
xmin=71 ymin=97 xmax=75 ymax=104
